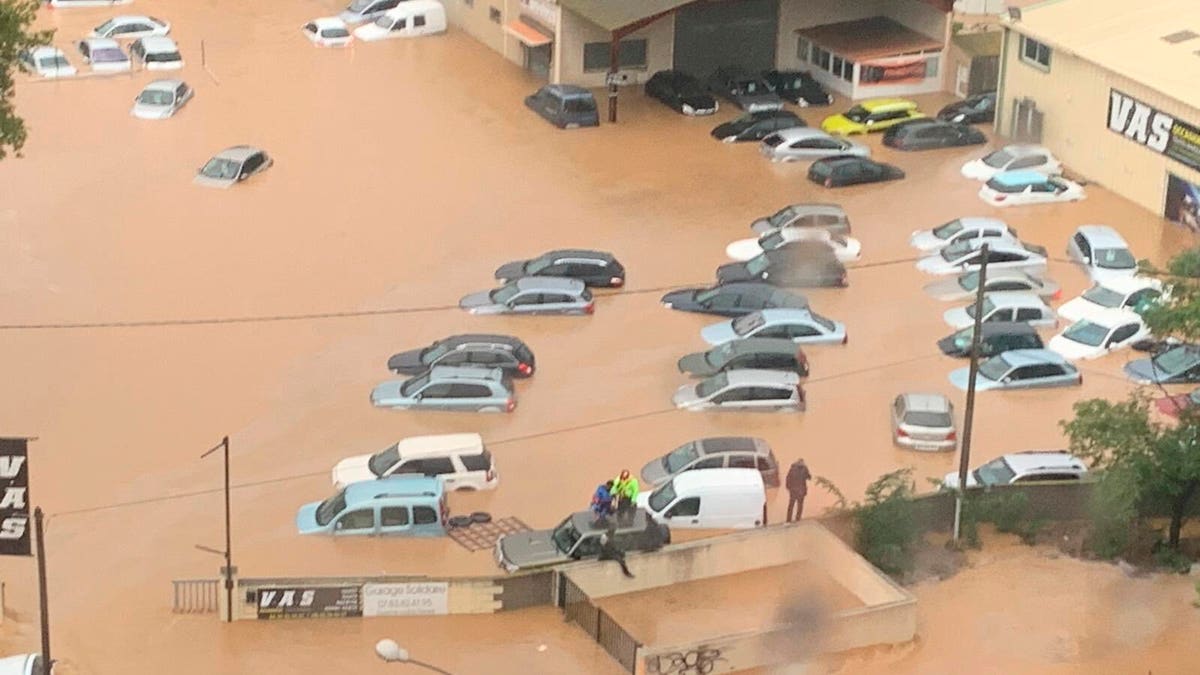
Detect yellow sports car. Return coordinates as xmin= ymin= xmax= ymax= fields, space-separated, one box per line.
xmin=820 ymin=98 xmax=925 ymax=135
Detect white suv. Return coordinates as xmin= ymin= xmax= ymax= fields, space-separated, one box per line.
xmin=942 ymin=451 xmax=1088 ymax=489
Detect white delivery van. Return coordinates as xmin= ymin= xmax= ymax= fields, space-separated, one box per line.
xmin=353 ymin=0 xmax=447 ymax=41
xmin=331 ymin=433 xmax=498 ymax=491
xmin=637 ymin=468 xmax=766 ymax=529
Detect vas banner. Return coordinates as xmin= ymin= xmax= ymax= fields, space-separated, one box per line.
xmin=256 ymin=586 xmax=362 ymax=619
xmin=0 ymin=438 xmax=31 ymax=556
xmin=1108 ymin=90 xmax=1200 ymax=173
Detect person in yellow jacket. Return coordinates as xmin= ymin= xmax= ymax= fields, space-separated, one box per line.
xmin=612 ymin=469 xmax=640 ymax=521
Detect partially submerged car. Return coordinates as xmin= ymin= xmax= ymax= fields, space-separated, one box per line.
xmin=493 ymin=249 xmax=624 ymax=287
xmin=1066 ymin=225 xmax=1138 ymax=283
xmin=640 ymin=436 xmax=780 ymax=488
xmin=129 ymin=36 xmax=183 ymax=70
xmin=942 ymin=292 xmax=1057 ymax=330
xmin=1124 ymin=344 xmax=1200 ymax=384
xmin=711 ymin=109 xmax=803 ymax=143
xmin=725 ymin=228 xmax=861 ymax=263
xmin=759 ymin=128 xmax=869 ymax=163
xmin=750 ymin=203 xmax=850 ymax=236
xmin=1057 ymin=276 xmax=1162 ymax=323
xmin=77 ymin=38 xmax=131 ymax=72
xmin=673 ymin=369 xmax=806 ymax=412
xmin=387 ymin=334 xmax=535 ymax=376
xmin=644 ymin=70 xmax=718 ymax=116
xmin=700 ymin=308 xmax=846 ymax=346
xmin=716 ymin=243 xmax=848 ymax=288
xmin=194 ymin=146 xmax=273 ymax=188
xmin=937 ymin=91 xmax=997 ymax=124
xmin=949 ymin=349 xmax=1081 ymax=391
xmin=458 ymin=277 xmax=594 ymax=316
xmin=808 ymin=156 xmax=904 ymax=188
xmin=706 ymin=66 xmax=783 ymax=112
xmin=821 ymin=98 xmax=924 ymax=135
xmin=961 ymin=144 xmax=1062 ymax=181
xmin=761 ymin=69 xmax=832 ymax=106
xmin=330 ymin=433 xmax=497 ymax=491
xmin=916 ymin=239 xmax=1048 ymax=276
xmin=882 ymin=119 xmax=987 ymax=151
xmin=20 ymin=47 xmax=76 ymax=78
xmin=937 ymin=321 xmax=1045 ymax=359
xmin=371 ymin=366 xmax=515 ymax=412
xmin=90 ymin=15 xmax=171 ymax=39
xmin=1047 ymin=310 xmax=1149 ymax=361
xmin=942 ymin=451 xmax=1088 ymax=489
xmin=978 ymin=170 xmax=1085 ymax=207
xmin=677 ymin=338 xmax=809 ymax=378
xmin=495 ymin=508 xmax=668 ymax=573
xmin=660 ymin=282 xmax=808 ymax=317
xmin=297 ymin=476 xmax=447 ymax=536
xmin=909 ymin=217 xmax=1018 ymax=253
xmin=303 ymin=17 xmax=354 ymax=46
xmin=923 ymin=268 xmax=1060 ymax=302
xmin=131 ymin=79 xmax=193 ymax=119
xmin=890 ymin=393 xmax=956 ymax=452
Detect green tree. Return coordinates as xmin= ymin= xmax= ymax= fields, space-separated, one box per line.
xmin=1061 ymin=395 xmax=1200 ymax=550
xmin=1140 ymin=247 xmax=1200 ymax=340
xmin=1 ymin=0 xmax=52 ymax=159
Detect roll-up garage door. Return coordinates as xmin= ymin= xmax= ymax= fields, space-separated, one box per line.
xmin=673 ymin=0 xmax=779 ymax=79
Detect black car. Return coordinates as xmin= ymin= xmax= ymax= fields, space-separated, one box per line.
xmin=761 ymin=70 xmax=833 ymax=107
xmin=677 ymin=338 xmax=809 ymax=378
xmin=937 ymin=322 xmax=1044 ymax=359
xmin=387 ymin=334 xmax=536 ymax=376
xmin=711 ymin=110 xmax=804 ymax=143
xmin=716 ymin=242 xmax=847 ymax=288
xmin=706 ymin=65 xmax=783 ymax=112
xmin=661 ymin=282 xmax=808 ymax=317
xmin=644 ymin=70 xmax=718 ymax=116
xmin=936 ymin=91 xmax=997 ymax=124
xmin=494 ymin=249 xmax=625 ymax=288
xmin=882 ymin=119 xmax=987 ymax=151
xmin=808 ymin=156 xmax=905 ymax=188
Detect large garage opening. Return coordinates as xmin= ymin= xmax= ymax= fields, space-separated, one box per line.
xmin=673 ymin=0 xmax=779 ymax=79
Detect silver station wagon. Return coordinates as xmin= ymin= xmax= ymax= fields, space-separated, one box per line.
xmin=371 ymin=366 xmax=515 ymax=413
xmin=459 ymin=277 xmax=594 ymax=316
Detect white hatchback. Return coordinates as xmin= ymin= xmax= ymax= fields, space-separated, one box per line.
xmin=961 ymin=144 xmax=1062 ymax=181
xmin=20 ymin=47 xmax=76 ymax=78
xmin=909 ymin=217 xmax=1018 ymax=253
xmin=978 ymin=171 xmax=1085 ymax=207
xmin=725 ymin=228 xmax=861 ymax=263
xmin=77 ymin=38 xmax=131 ymax=72
xmin=90 ymin=15 xmax=171 ymax=39
xmin=1048 ymin=309 xmax=1149 ymax=360
xmin=1057 ymin=276 xmax=1162 ymax=323
xmin=916 ymin=239 xmax=1048 ymax=276
xmin=302 ymin=17 xmax=353 ymax=47
xmin=1066 ymin=225 xmax=1139 ymax=283
xmin=130 ymin=37 xmax=183 ymax=70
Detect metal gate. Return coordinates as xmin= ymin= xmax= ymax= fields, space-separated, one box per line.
xmin=560 ymin=575 xmax=599 ymax=637
xmin=1011 ymin=97 xmax=1044 ymax=142
xmin=172 ymin=579 xmax=219 ymax=614
xmin=673 ymin=0 xmax=779 ymax=79
xmin=498 ymin=570 xmax=554 ymax=610
xmin=598 ymin=607 xmax=640 ymax=672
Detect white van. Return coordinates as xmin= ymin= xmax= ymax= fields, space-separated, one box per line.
xmin=353 ymin=1 xmax=447 ymax=41
xmin=330 ymin=433 xmax=498 ymax=491
xmin=637 ymin=468 xmax=766 ymax=529
xmin=0 ymin=654 xmax=44 ymax=675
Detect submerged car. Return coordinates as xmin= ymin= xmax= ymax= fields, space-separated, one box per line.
xmin=339 ymin=0 xmax=404 ymax=24
xmin=961 ymin=144 xmax=1062 ymax=181
xmin=90 ymin=15 xmax=171 ymax=39
xmin=77 ymin=38 xmax=131 ymax=72
xmin=493 ymin=249 xmax=624 ymax=287
xmin=949 ymin=349 xmax=1081 ymax=391
xmin=890 ymin=393 xmax=956 ymax=452
xmin=640 ymin=436 xmax=780 ymax=488
xmin=706 ymin=66 xmax=783 ymax=112
xmin=644 ymin=70 xmax=718 ymax=116
xmin=458 ymin=277 xmax=594 ymax=316
xmin=725 ymin=229 xmax=861 ymax=263
xmin=131 ymin=79 xmax=193 ymax=119
xmin=673 ymin=369 xmax=806 ymax=412
xmin=942 ymin=292 xmax=1057 ymax=330
xmin=303 ymin=17 xmax=353 ymax=46
xmin=660 ymin=282 xmax=808 ymax=317
xmin=761 ymin=69 xmax=832 ymax=106
xmin=923 ymin=269 xmax=1060 ymax=302
xmin=296 ymin=476 xmax=447 ymax=536
xmin=20 ymin=47 xmax=76 ymax=78
xmin=716 ymin=243 xmax=848 ymax=288
xmin=387 ymin=334 xmax=535 ymax=376
xmin=711 ymin=109 xmax=803 ymax=143
xmin=750 ymin=203 xmax=850 ymax=236
xmin=909 ymin=217 xmax=1018 ymax=253
xmin=194 ymin=146 xmax=273 ymax=188
xmin=1123 ymin=344 xmax=1200 ymax=384
xmin=1048 ymin=310 xmax=1149 ymax=361
xmin=129 ymin=36 xmax=183 ymax=71
xmin=808 ymin=156 xmax=904 ymax=188
xmin=882 ymin=119 xmax=987 ymax=151
xmin=1066 ymin=225 xmax=1138 ymax=283
xmin=330 ymin=433 xmax=497 ymax=491
xmin=978 ymin=170 xmax=1085 ymax=207
xmin=1154 ymin=387 xmax=1200 ymax=418
xmin=700 ymin=308 xmax=846 ymax=346
xmin=937 ymin=91 xmax=997 ymax=124
xmin=371 ymin=366 xmax=515 ymax=412
xmin=495 ymin=508 xmax=668 ymax=572
xmin=1057 ymin=277 xmax=1162 ymax=323
xmin=937 ymin=321 xmax=1045 ymax=358
xmin=821 ymin=98 xmax=924 ymax=135
xmin=677 ymin=338 xmax=809 ymax=378
xmin=759 ymin=127 xmax=869 ymax=162
xmin=916 ymin=239 xmax=1048 ymax=276
xmin=942 ymin=451 xmax=1088 ymax=489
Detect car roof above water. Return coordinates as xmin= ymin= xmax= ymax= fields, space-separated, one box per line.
xmin=215 ymin=145 xmax=263 ymax=161
xmin=990 ymin=170 xmax=1055 ymax=187
xmin=427 ymin=365 xmax=505 ymax=381
xmin=513 ymin=276 xmax=585 ymax=292
xmin=1002 ymin=450 xmax=1087 ymax=474
xmin=719 ymin=337 xmax=801 ymax=356
xmin=344 ymin=475 xmax=443 ymax=504
xmin=437 ymin=333 xmax=525 ymax=349
xmin=722 ymin=368 xmax=801 ymax=387
xmin=1075 ymin=224 xmax=1129 ymax=247
xmin=568 ymin=508 xmax=650 ymax=534
xmin=899 ymin=392 xmax=952 ymax=413
xmin=993 ymin=348 xmax=1070 ymax=368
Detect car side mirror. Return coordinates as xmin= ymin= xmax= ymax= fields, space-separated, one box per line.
xmin=1003 ymin=377 xmax=1013 ymax=383
xmin=334 ymin=521 xmax=344 ymax=530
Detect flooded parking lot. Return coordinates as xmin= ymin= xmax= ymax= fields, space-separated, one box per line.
xmin=1 ymin=0 xmax=1199 ymax=672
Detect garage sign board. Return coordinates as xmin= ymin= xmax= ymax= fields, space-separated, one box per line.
xmin=362 ymin=582 xmax=449 ymax=616
xmin=1108 ymin=89 xmax=1200 ymax=172
xmin=0 ymin=438 xmax=31 ymax=557
xmin=256 ymin=586 xmax=362 ymax=619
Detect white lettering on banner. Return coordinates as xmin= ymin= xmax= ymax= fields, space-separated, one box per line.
xmin=0 ymin=516 xmax=27 ymax=540
xmin=362 ymin=582 xmax=449 ymax=616
xmin=1109 ymin=90 xmax=1175 ymax=153
xmin=0 ymin=488 xmax=25 ymax=510
xmin=0 ymin=456 xmax=24 ymax=479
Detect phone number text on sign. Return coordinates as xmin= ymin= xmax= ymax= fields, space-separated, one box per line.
xmin=362 ymin=582 xmax=449 ymax=616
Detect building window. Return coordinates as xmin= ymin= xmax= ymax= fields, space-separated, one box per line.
xmin=489 ymin=6 xmax=501 ymax=22
xmin=583 ymin=39 xmax=648 ymax=72
xmin=1019 ymin=35 xmax=1051 ymax=70
xmin=841 ymin=59 xmax=854 ymax=82
xmin=813 ymin=46 xmax=830 ymax=71
xmin=796 ymin=37 xmax=811 ymax=62
xmin=831 ymin=55 xmax=843 ymax=77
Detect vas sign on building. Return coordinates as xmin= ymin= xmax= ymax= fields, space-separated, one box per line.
xmin=0 ymin=438 xmax=31 ymax=556
xmin=1108 ymin=90 xmax=1200 ymax=172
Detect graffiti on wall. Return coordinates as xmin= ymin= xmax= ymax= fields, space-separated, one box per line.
xmin=646 ymin=646 xmax=728 ymax=675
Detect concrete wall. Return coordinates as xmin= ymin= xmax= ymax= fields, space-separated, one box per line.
xmin=232 ymin=575 xmax=506 ymax=620
xmin=443 ymin=0 xmax=510 ymax=60
xmin=557 ymin=8 xmax=674 ymax=88
xmin=998 ymin=26 xmax=1200 ymax=215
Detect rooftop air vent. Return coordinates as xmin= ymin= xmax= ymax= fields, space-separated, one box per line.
xmin=1161 ymin=30 xmax=1199 ymax=44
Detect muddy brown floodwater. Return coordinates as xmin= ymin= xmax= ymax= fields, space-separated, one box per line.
xmin=0 ymin=0 xmax=1198 ymax=673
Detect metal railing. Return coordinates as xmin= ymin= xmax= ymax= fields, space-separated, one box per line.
xmin=172 ymin=579 xmax=220 ymax=614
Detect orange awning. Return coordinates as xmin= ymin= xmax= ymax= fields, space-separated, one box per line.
xmin=505 ymin=20 xmax=552 ymax=47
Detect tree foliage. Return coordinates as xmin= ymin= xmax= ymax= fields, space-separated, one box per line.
xmin=853 ymin=469 xmax=920 ymax=577
xmin=0 ymin=0 xmax=52 ymax=159
xmin=1141 ymin=247 xmax=1200 ymax=341
xmin=1061 ymin=395 xmax=1200 ymax=550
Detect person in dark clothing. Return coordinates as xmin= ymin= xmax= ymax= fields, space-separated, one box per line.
xmin=598 ymin=531 xmax=634 ymax=578
xmin=785 ymin=458 xmax=812 ymax=523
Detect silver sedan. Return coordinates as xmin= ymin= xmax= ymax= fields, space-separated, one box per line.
xmin=459 ymin=277 xmax=594 ymax=316
xmin=923 ymin=269 xmax=1061 ymax=302
xmin=759 ymin=128 xmax=870 ymax=162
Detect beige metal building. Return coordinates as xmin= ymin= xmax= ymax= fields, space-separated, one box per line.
xmin=997 ymin=0 xmax=1200 ymax=227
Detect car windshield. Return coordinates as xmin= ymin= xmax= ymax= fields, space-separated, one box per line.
xmin=663 ymin=442 xmax=700 ymax=473
xmin=525 ymin=256 xmax=555 ymax=274
xmin=373 ymin=16 xmax=391 ymax=27
xmin=488 ymin=283 xmax=521 ymax=304
xmin=695 ymin=373 xmax=729 ymax=399
xmin=965 ymin=297 xmax=996 ymax=319
xmin=933 ymin=219 xmax=964 ymax=239
xmin=809 ymin=311 xmax=836 ymax=331
xmin=982 ymin=149 xmax=1014 ymax=168
xmin=1081 ymin=284 xmax=1124 ymax=308
xmin=768 ymin=206 xmax=798 ymax=227
xmin=1062 ymin=320 xmax=1109 ymax=347
xmin=199 ymin=158 xmax=241 ymax=180
xmin=759 ymin=231 xmax=786 ymax=249
xmin=906 ymin=411 xmax=952 ymax=428
xmin=973 ymin=458 xmax=1017 ymax=487
xmin=368 ymin=445 xmax=401 ymax=476
xmin=92 ymin=48 xmax=126 ymax=62
xmin=952 ymin=327 xmax=973 ymax=350
xmin=732 ymin=312 xmax=766 ymax=336
xmin=1094 ymin=247 xmax=1137 ymax=270
xmin=745 ymin=254 xmax=771 ymax=276
xmin=732 ymin=112 xmax=758 ymax=126
xmin=694 ymin=288 xmax=720 ymax=304
xmin=1152 ymin=347 xmax=1200 ymax=375
xmin=551 ymin=520 xmax=582 ymax=554
xmin=145 ymin=51 xmax=181 ymax=63
xmin=843 ymin=105 xmax=870 ymax=122
xmin=38 ymin=56 xmax=70 ymax=69
xmin=647 ymin=480 xmax=677 ymax=512
xmin=348 ymin=0 xmax=372 ymax=10
xmin=986 ymin=177 xmax=1029 ymax=194
xmin=137 ymin=89 xmax=174 ymax=105
xmin=705 ymin=342 xmax=736 ymax=367
xmin=399 ymin=374 xmax=429 ymax=396
xmin=941 ymin=241 xmax=973 ymax=261
xmin=314 ymin=490 xmax=348 ymax=526
xmin=762 ymin=134 xmax=786 ymax=148
xmin=977 ymin=354 xmax=1012 ymax=381
xmin=956 ymin=271 xmax=981 ymax=291
xmin=95 ymin=19 xmax=116 ymax=33
xmin=322 ymin=27 xmax=351 ymax=37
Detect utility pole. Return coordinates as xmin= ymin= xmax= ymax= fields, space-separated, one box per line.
xmin=201 ymin=436 xmax=234 ymax=622
xmin=953 ymin=243 xmax=990 ymax=543
xmin=34 ymin=508 xmax=51 ymax=671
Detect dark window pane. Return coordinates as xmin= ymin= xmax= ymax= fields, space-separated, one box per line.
xmin=413 ymin=506 xmax=438 ymax=525
xmin=381 ymin=507 xmax=410 ymax=527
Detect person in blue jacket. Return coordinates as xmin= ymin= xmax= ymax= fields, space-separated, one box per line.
xmin=591 ymin=480 xmax=615 ymax=524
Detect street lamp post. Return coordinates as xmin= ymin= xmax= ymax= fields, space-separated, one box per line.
xmin=375 ymin=639 xmax=454 ymax=674
xmin=200 ymin=436 xmax=234 ymax=622
xmin=953 ymin=244 xmax=990 ymax=543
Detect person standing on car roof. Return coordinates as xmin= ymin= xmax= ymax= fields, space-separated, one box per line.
xmin=786 ymin=458 xmax=812 ymax=523
xmin=612 ymin=470 xmax=640 ymax=521
xmin=591 ymin=481 xmax=615 ymax=524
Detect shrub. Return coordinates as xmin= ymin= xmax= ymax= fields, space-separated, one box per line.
xmin=853 ymin=469 xmax=920 ymax=578
xmin=1088 ymin=467 xmax=1140 ymax=559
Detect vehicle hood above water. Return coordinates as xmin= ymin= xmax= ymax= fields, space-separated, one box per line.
xmin=716 ymin=261 xmax=754 ymax=282
xmin=458 ymin=290 xmax=496 ymax=310
xmin=371 ymin=380 xmax=406 ymax=405
xmin=498 ymin=530 xmax=566 ymax=569
xmin=700 ymin=321 xmax=738 ymax=345
xmin=387 ymin=348 xmax=425 ymax=372
xmin=193 ymin=173 xmax=236 ymax=188
xmin=710 ymin=122 xmax=740 ymax=139
xmin=295 ymin=501 xmax=322 ymax=533
xmin=672 ymin=384 xmax=704 ymax=407
xmin=677 ymin=351 xmax=716 ymax=375
xmin=493 ymin=260 xmax=528 ymax=280
xmin=660 ymin=289 xmax=698 ymax=308
xmin=332 ymin=454 xmax=375 ymax=488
